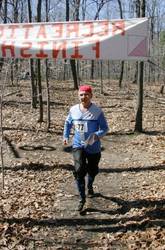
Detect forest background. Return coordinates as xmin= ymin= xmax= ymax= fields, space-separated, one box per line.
xmin=0 ymin=0 xmax=165 ymax=130
xmin=0 ymin=0 xmax=165 ymax=249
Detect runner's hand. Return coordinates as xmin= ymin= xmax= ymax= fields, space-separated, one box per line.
xmin=63 ymin=138 xmax=68 ymax=145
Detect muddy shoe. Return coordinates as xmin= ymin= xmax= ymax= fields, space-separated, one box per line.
xmin=87 ymin=188 xmax=94 ymax=198
xmin=77 ymin=199 xmax=86 ymax=211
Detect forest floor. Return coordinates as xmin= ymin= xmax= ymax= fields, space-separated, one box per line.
xmin=0 ymin=79 xmax=165 ymax=249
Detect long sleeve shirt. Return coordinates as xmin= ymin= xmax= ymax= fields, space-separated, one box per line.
xmin=63 ymin=103 xmax=109 ymax=154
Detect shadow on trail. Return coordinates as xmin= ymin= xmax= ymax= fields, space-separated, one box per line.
xmin=4 ymin=163 xmax=165 ymax=173
xmin=59 ymin=163 xmax=165 ymax=174
xmin=99 ymin=164 xmax=165 ymax=173
xmin=18 ymin=145 xmax=56 ymax=151
xmin=1 ymin=197 xmax=164 ymax=234
xmin=4 ymin=135 xmax=21 ymax=158
xmin=108 ymin=130 xmax=165 ymax=136
xmin=84 ymin=196 xmax=165 ymax=233
xmin=3 ymin=163 xmax=74 ymax=172
xmin=4 ymin=135 xmax=57 ymax=159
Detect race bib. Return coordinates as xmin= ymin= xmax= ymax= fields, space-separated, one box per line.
xmin=74 ymin=121 xmax=88 ymax=133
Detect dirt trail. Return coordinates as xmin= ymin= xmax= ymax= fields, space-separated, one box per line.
xmin=1 ymin=80 xmax=165 ymax=249
xmin=24 ymin=132 xmax=163 ymax=249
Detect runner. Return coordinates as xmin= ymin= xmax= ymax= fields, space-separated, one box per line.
xmin=63 ymin=85 xmax=109 ymax=211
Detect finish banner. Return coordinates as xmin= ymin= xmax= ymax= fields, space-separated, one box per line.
xmin=0 ymin=18 xmax=149 ymax=60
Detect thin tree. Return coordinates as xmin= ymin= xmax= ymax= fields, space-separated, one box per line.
xmin=0 ymin=64 xmax=9 ymax=189
xmin=36 ymin=0 xmax=44 ymax=122
xmin=117 ymin=0 xmax=124 ymax=88
xmin=63 ymin=0 xmax=70 ymax=81
xmin=90 ymin=0 xmax=112 ymax=80
xmin=0 ymin=0 xmax=7 ymax=189
xmin=27 ymin=0 xmax=37 ymax=109
xmin=0 ymin=78 xmax=4 ymax=188
xmin=0 ymin=0 xmax=7 ymax=72
xmin=135 ymin=0 xmax=145 ymax=132
xmin=68 ymin=0 xmax=79 ymax=90
xmin=8 ymin=0 xmax=19 ymax=86
xmin=132 ymin=0 xmax=140 ymax=84
xmin=45 ymin=0 xmax=51 ymax=130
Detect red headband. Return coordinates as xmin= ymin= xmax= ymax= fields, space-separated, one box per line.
xmin=79 ymin=85 xmax=92 ymax=93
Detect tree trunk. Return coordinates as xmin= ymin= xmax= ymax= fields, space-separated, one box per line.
xmin=117 ymin=0 xmax=124 ymax=88
xmin=10 ymin=60 xmax=14 ymax=85
xmin=37 ymin=0 xmax=43 ymax=122
xmin=135 ymin=62 xmax=144 ymax=132
xmin=160 ymin=85 xmax=164 ymax=95
xmin=37 ymin=59 xmax=43 ymax=122
xmin=70 ymin=60 xmax=78 ymax=89
xmin=108 ymin=60 xmax=110 ymax=83
xmin=135 ymin=0 xmax=145 ymax=132
xmin=45 ymin=0 xmax=51 ymax=130
xmin=119 ymin=61 xmax=124 ymax=88
xmin=90 ymin=0 xmax=110 ymax=80
xmin=0 ymin=0 xmax=7 ymax=72
xmin=0 ymin=79 xmax=4 ymax=188
xmin=133 ymin=0 xmax=140 ymax=84
xmin=90 ymin=60 xmax=95 ymax=79
xmin=132 ymin=62 xmax=138 ymax=84
xmin=45 ymin=59 xmax=50 ymax=130
xmin=66 ymin=0 xmax=78 ymax=90
xmin=27 ymin=0 xmax=37 ymax=108
xmin=100 ymin=61 xmax=103 ymax=94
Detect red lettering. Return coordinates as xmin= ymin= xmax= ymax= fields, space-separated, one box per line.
xmin=8 ymin=25 xmax=19 ymax=38
xmin=66 ymin=23 xmax=79 ymax=38
xmin=52 ymin=23 xmax=63 ymax=38
xmin=99 ymin=21 xmax=109 ymax=36
xmin=20 ymin=42 xmax=32 ymax=58
xmin=23 ymin=24 xmax=33 ymax=39
xmin=52 ymin=42 xmax=67 ymax=59
xmin=92 ymin=41 xmax=100 ymax=58
xmin=2 ymin=42 xmax=15 ymax=57
xmin=37 ymin=24 xmax=47 ymax=38
xmin=36 ymin=42 xmax=48 ymax=58
xmin=0 ymin=26 xmax=4 ymax=38
xmin=71 ymin=41 xmax=83 ymax=59
xmin=81 ymin=22 xmax=94 ymax=37
xmin=112 ymin=20 xmax=125 ymax=36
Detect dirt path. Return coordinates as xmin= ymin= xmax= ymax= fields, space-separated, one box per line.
xmin=1 ymin=80 xmax=165 ymax=249
xmin=1 ymin=129 xmax=165 ymax=249
xmin=3 ymin=132 xmax=163 ymax=249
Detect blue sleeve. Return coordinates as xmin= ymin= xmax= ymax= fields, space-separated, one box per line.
xmin=63 ymin=112 xmax=73 ymax=139
xmin=95 ymin=112 xmax=109 ymax=137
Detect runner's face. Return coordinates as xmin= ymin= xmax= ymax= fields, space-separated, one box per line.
xmin=78 ymin=91 xmax=92 ymax=107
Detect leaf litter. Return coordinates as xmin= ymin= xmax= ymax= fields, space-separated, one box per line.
xmin=0 ymin=80 xmax=165 ymax=249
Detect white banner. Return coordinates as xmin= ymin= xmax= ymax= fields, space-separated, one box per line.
xmin=0 ymin=18 xmax=149 ymax=60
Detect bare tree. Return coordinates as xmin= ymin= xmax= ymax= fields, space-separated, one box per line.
xmin=0 ymin=77 xmax=5 ymax=188
xmin=27 ymin=0 xmax=37 ymax=109
xmin=90 ymin=0 xmax=112 ymax=80
xmin=117 ymin=0 xmax=124 ymax=88
xmin=45 ymin=0 xmax=51 ymax=130
xmin=81 ymin=0 xmax=87 ymax=20
xmin=68 ymin=0 xmax=79 ymax=90
xmin=36 ymin=0 xmax=44 ymax=122
xmin=132 ymin=0 xmax=140 ymax=84
xmin=0 ymin=0 xmax=7 ymax=72
xmin=135 ymin=0 xmax=145 ymax=132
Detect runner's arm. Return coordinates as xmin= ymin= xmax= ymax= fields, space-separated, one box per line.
xmin=63 ymin=112 xmax=73 ymax=143
xmin=94 ymin=112 xmax=109 ymax=138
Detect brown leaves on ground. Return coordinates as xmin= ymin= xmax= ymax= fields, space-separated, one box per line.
xmin=0 ymin=80 xmax=165 ymax=249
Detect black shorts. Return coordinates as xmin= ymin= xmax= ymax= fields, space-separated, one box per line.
xmin=72 ymin=148 xmax=101 ymax=179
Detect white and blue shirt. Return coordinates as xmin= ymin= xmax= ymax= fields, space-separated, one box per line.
xmin=63 ymin=103 xmax=109 ymax=154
